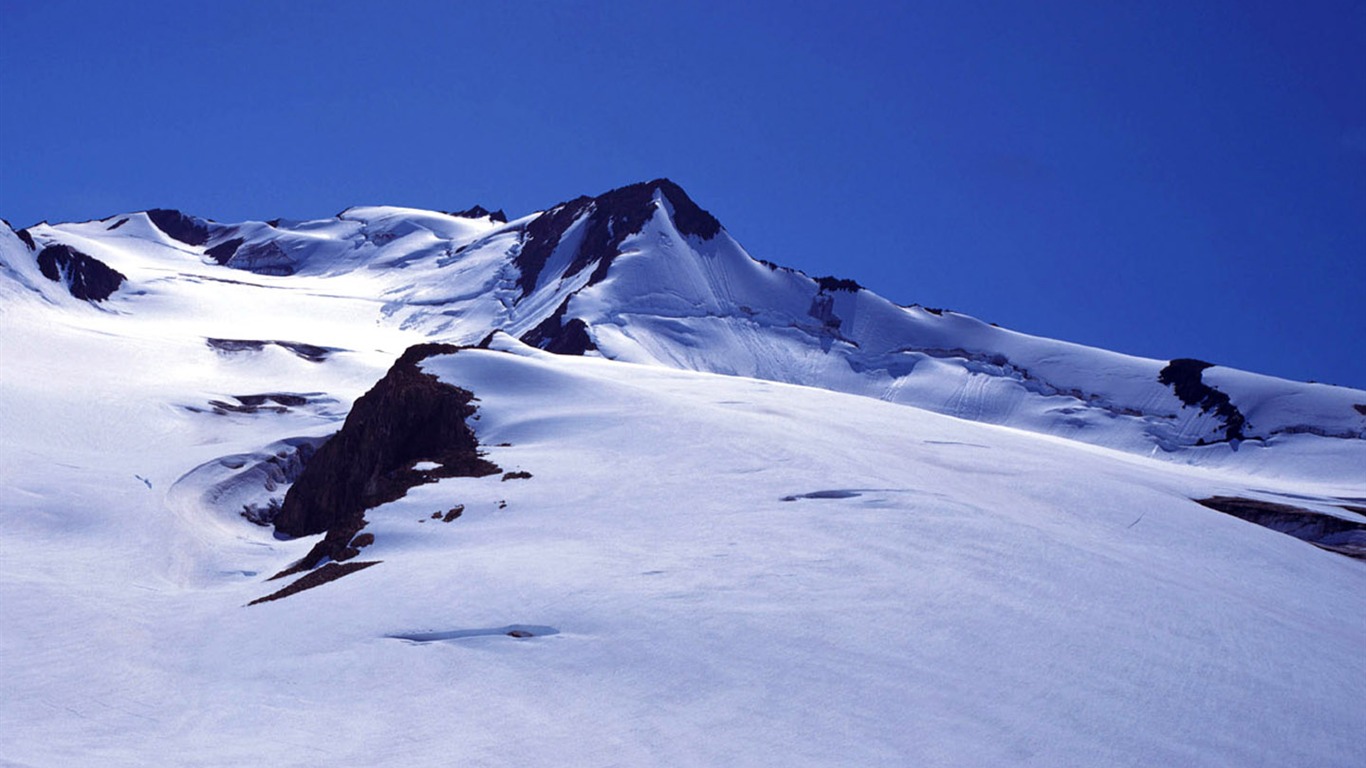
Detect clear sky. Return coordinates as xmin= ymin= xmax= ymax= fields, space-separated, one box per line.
xmin=3 ymin=1 xmax=1363 ymax=388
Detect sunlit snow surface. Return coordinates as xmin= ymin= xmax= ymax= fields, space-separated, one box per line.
xmin=2 ymin=206 xmax=1365 ymax=766
xmin=10 ymin=200 xmax=1364 ymax=463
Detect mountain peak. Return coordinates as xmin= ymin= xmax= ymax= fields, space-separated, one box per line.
xmin=512 ymin=179 xmax=723 ymax=294
xmin=448 ymin=205 xmax=508 ymax=223
xmin=145 ymin=208 xmax=215 ymax=246
xmin=595 ymin=178 xmax=722 ymax=241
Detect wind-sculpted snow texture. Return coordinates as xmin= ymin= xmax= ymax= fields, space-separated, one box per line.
xmin=2 ymin=184 xmax=1365 ymax=765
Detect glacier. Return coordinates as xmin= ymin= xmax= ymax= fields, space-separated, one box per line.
xmin=1 ymin=180 xmax=1363 ymax=766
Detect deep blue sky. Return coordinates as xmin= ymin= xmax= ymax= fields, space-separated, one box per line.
xmin=3 ymin=1 xmax=1363 ymax=387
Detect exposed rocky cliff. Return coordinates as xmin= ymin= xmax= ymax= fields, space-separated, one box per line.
xmin=512 ymin=177 xmax=722 ymax=295
xmin=1195 ymin=496 xmax=1366 ymax=559
xmin=272 ymin=343 xmax=499 ymax=570
xmin=36 ymin=244 xmax=126 ymax=302
xmin=1159 ymin=358 xmax=1248 ymax=443
xmin=145 ymin=208 xmax=214 ymax=245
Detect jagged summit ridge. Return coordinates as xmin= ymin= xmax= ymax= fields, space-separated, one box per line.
xmin=3 ymin=181 xmax=1364 ymax=467
xmin=511 ymin=177 xmax=722 ymax=294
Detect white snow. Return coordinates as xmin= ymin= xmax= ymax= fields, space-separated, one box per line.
xmin=1 ymin=201 xmax=1364 ymax=766
xmin=8 ymin=199 xmax=1363 ymax=467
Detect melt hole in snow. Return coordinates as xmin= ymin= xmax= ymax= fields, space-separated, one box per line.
xmin=780 ymin=490 xmax=863 ymax=502
xmin=387 ymin=625 xmax=560 ymax=643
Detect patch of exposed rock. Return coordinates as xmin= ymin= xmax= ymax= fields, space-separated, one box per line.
xmin=214 ymin=239 xmax=296 ymax=275
xmin=146 ymin=208 xmax=213 ymax=245
xmin=13 ymin=226 xmax=36 ymax=250
xmin=36 ymin=244 xmax=126 ymax=301
xmin=520 ymin=296 xmax=597 ymax=355
xmin=272 ymin=343 xmax=499 ymax=571
xmin=513 ymin=178 xmax=722 ymax=295
xmin=449 ymin=205 xmax=508 ymax=222
xmin=1159 ymin=359 xmax=1247 ymax=443
xmin=1195 ymin=496 xmax=1366 ymax=560
xmin=250 ymin=561 xmax=381 ymax=605
xmin=514 ymin=179 xmax=723 ymax=353
xmin=204 ymin=237 xmax=244 ymax=264
xmin=206 ymin=338 xmax=335 ymax=362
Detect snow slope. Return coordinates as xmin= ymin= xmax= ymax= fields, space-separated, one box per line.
xmin=2 ymin=182 xmax=1365 ymax=765
xmin=2 ymin=328 xmax=1364 ymax=765
xmin=6 ymin=179 xmax=1364 ymax=469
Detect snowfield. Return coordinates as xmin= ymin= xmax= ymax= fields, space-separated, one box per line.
xmin=2 ymin=184 xmax=1364 ymax=766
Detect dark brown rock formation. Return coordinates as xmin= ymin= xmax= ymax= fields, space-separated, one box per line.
xmin=520 ymin=296 xmax=597 ymax=355
xmin=1195 ymin=496 xmax=1366 ymax=560
xmin=14 ymin=226 xmax=36 ymax=250
xmin=36 ymin=244 xmax=126 ymax=302
xmin=815 ymin=275 xmax=863 ymax=293
xmin=512 ymin=178 xmax=722 ymax=295
xmin=249 ymin=561 xmax=381 ymax=606
xmin=205 ymin=237 xmax=244 ymax=264
xmin=449 ymin=205 xmax=508 ymax=223
xmin=1159 ymin=359 xmax=1247 ymax=443
xmin=271 ymin=343 xmax=500 ymax=570
xmin=145 ymin=208 xmax=212 ymax=245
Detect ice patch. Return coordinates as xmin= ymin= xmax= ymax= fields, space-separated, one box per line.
xmin=780 ymin=490 xmax=864 ymax=501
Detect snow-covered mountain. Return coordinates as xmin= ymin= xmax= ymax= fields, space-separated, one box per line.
xmin=6 ymin=180 xmax=1363 ymax=466
xmin=2 ymin=181 xmax=1363 ymax=766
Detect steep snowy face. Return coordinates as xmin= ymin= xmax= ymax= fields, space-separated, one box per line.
xmin=496 ymin=183 xmax=1366 ymax=459
xmin=4 ymin=181 xmax=1364 ymax=468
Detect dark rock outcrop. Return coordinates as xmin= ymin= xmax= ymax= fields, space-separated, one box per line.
xmin=816 ymin=275 xmax=863 ymax=293
xmin=1159 ymin=358 xmax=1247 ymax=443
xmin=520 ymin=297 xmax=597 ymax=355
xmin=513 ymin=196 xmax=594 ymax=294
xmin=192 ymin=392 xmax=317 ymax=417
xmin=272 ymin=343 xmax=500 ymax=569
xmin=249 ymin=561 xmax=380 ymax=606
xmin=14 ymin=227 xmax=36 ymax=250
xmin=513 ymin=178 xmax=722 ymax=295
xmin=449 ymin=205 xmax=508 ymax=223
xmin=646 ymin=178 xmax=723 ymax=240
xmin=1195 ymin=496 xmax=1366 ymax=560
xmin=808 ymin=292 xmax=842 ymax=331
xmin=146 ymin=208 xmax=212 ymax=245
xmin=275 ymin=341 xmax=332 ymax=362
xmin=206 ymin=338 xmax=334 ymax=362
xmin=36 ymin=244 xmax=126 ymax=302
xmin=207 ymin=338 xmax=268 ymax=354
xmin=217 ymin=239 xmax=296 ymax=275
xmin=205 ymin=237 xmax=244 ymax=265
xmin=236 ymin=393 xmax=309 ymax=408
